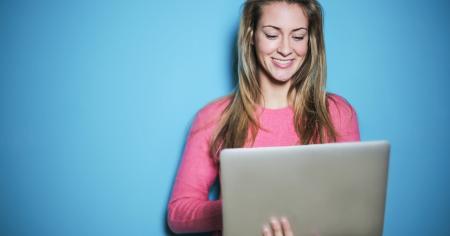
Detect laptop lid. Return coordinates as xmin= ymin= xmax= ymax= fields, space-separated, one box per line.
xmin=220 ymin=141 xmax=390 ymax=236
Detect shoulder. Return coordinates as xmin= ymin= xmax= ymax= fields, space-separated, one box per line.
xmin=191 ymin=95 xmax=231 ymax=133
xmin=326 ymin=93 xmax=360 ymax=141
xmin=327 ymin=93 xmax=357 ymax=117
xmin=197 ymin=95 xmax=231 ymax=120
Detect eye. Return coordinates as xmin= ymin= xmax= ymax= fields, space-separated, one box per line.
xmin=264 ymin=33 xmax=278 ymax=40
xmin=293 ymin=36 xmax=305 ymax=41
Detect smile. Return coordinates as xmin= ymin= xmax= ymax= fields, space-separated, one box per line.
xmin=272 ymin=58 xmax=294 ymax=68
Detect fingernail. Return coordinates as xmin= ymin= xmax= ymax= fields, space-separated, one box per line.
xmin=262 ymin=224 xmax=270 ymax=232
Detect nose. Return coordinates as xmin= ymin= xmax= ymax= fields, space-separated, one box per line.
xmin=277 ymin=37 xmax=292 ymax=57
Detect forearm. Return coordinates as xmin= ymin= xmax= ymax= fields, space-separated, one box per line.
xmin=167 ymin=198 xmax=222 ymax=233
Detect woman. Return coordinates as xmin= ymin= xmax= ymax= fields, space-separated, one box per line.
xmin=168 ymin=0 xmax=360 ymax=235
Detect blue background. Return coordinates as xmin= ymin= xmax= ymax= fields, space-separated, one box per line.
xmin=1 ymin=0 xmax=449 ymax=235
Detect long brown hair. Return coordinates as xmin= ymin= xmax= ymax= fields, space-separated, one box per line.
xmin=210 ymin=0 xmax=337 ymax=160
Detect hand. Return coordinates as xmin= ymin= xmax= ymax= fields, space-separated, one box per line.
xmin=261 ymin=217 xmax=294 ymax=236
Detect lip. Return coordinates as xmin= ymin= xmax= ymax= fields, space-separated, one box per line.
xmin=271 ymin=58 xmax=294 ymax=69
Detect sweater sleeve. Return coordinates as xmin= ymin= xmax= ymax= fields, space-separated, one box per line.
xmin=167 ymin=102 xmax=225 ymax=234
xmin=328 ymin=94 xmax=361 ymax=142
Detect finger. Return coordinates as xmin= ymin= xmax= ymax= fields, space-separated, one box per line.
xmin=280 ymin=217 xmax=294 ymax=236
xmin=262 ymin=224 xmax=272 ymax=236
xmin=270 ymin=217 xmax=283 ymax=236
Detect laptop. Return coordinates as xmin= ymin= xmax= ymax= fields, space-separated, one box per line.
xmin=220 ymin=141 xmax=390 ymax=236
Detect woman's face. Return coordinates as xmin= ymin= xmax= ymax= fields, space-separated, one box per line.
xmin=254 ymin=2 xmax=309 ymax=83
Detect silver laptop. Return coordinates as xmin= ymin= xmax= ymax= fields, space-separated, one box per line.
xmin=220 ymin=141 xmax=390 ymax=236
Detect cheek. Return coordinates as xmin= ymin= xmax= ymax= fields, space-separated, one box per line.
xmin=294 ymin=40 xmax=309 ymax=57
xmin=255 ymin=37 xmax=278 ymax=55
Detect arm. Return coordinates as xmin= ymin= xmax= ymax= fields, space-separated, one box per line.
xmin=167 ymin=107 xmax=223 ymax=233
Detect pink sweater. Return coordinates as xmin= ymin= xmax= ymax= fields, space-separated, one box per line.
xmin=167 ymin=94 xmax=360 ymax=235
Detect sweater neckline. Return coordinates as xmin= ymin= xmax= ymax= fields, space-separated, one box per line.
xmin=255 ymin=104 xmax=292 ymax=114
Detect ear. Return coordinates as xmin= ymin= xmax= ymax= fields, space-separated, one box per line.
xmin=250 ymin=29 xmax=255 ymax=45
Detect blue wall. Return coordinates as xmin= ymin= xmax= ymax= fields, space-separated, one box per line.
xmin=1 ymin=0 xmax=449 ymax=235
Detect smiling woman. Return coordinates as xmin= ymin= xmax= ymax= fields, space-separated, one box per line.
xmin=167 ymin=0 xmax=360 ymax=235
xmin=1 ymin=0 xmax=449 ymax=235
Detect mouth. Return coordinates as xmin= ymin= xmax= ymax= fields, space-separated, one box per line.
xmin=271 ymin=58 xmax=294 ymax=69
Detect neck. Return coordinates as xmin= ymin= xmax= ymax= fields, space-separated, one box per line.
xmin=258 ymin=70 xmax=292 ymax=109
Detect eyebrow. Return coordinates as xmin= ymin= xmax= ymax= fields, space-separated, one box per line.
xmin=262 ymin=25 xmax=308 ymax=32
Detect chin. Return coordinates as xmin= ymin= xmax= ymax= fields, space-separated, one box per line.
xmin=269 ymin=70 xmax=296 ymax=83
xmin=272 ymin=75 xmax=292 ymax=83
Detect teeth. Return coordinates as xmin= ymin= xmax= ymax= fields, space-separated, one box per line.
xmin=274 ymin=59 xmax=292 ymax=65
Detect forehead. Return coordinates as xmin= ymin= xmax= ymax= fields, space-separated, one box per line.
xmin=258 ymin=2 xmax=308 ymax=29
